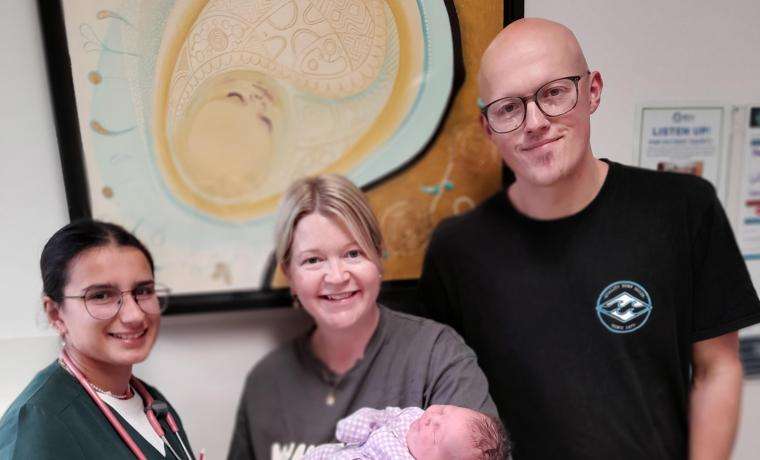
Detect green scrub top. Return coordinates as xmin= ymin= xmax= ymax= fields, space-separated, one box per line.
xmin=0 ymin=361 xmax=194 ymax=459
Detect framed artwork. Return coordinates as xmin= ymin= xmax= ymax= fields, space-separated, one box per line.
xmin=38 ymin=0 xmax=523 ymax=314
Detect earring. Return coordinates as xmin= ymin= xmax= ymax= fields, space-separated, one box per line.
xmin=292 ymin=295 xmax=302 ymax=309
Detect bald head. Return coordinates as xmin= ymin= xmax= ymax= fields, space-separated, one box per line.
xmin=478 ymin=18 xmax=589 ymax=104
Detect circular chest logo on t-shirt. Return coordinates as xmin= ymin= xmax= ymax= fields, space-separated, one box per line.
xmin=596 ymin=281 xmax=653 ymax=333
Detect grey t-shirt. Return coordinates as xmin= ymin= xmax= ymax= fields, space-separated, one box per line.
xmin=227 ymin=306 xmax=496 ymax=460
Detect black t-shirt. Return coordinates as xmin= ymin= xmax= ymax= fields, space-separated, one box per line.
xmin=419 ymin=160 xmax=760 ymax=460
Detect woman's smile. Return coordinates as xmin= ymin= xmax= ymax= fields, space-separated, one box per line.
xmin=106 ymin=328 xmax=149 ymax=347
xmin=320 ymin=291 xmax=359 ymax=302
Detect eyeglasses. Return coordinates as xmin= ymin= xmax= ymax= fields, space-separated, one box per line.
xmin=480 ymin=71 xmax=590 ymax=134
xmin=63 ymin=283 xmax=170 ymax=320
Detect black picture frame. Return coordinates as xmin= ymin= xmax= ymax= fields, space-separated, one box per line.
xmin=36 ymin=0 xmax=523 ymax=315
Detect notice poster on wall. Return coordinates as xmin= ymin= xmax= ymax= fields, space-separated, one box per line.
xmin=636 ymin=106 xmax=727 ymax=197
xmin=732 ymin=106 xmax=760 ymax=378
xmin=736 ymin=107 xmax=760 ymax=261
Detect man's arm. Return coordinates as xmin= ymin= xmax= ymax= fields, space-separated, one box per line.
xmin=689 ymin=331 xmax=743 ymax=460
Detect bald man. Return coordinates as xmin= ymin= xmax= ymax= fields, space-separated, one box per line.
xmin=419 ymin=18 xmax=760 ymax=459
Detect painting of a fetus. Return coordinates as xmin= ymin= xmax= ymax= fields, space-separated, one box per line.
xmin=153 ymin=0 xmax=431 ymax=220
xmin=170 ymin=71 xmax=287 ymax=203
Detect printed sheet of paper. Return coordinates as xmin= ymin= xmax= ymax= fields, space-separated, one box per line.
xmin=736 ymin=107 xmax=760 ymax=261
xmin=636 ymin=106 xmax=727 ymax=197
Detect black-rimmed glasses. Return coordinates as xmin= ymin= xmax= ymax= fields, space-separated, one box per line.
xmin=63 ymin=283 xmax=170 ymax=320
xmin=481 ymin=71 xmax=590 ymax=134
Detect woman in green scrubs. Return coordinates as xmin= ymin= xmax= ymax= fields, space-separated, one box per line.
xmin=0 ymin=220 xmax=195 ymax=459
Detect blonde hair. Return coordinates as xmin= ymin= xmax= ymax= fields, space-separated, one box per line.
xmin=274 ymin=174 xmax=384 ymax=271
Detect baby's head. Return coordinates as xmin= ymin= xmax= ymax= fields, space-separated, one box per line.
xmin=406 ymin=405 xmax=510 ymax=460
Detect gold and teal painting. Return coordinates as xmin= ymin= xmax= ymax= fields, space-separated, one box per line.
xmin=60 ymin=0 xmax=503 ymax=299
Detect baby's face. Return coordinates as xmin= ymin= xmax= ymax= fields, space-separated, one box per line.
xmin=406 ymin=405 xmax=480 ymax=460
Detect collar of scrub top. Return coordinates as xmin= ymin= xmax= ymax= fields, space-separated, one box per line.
xmin=59 ymin=349 xmax=195 ymax=460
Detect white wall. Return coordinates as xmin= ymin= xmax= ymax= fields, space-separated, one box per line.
xmin=525 ymin=0 xmax=760 ymax=166
xmin=0 ymin=0 xmax=71 ymax=419
xmin=0 ymin=0 xmax=67 ymax=340
xmin=2 ymin=0 xmax=759 ymax=458
xmin=525 ymin=0 xmax=760 ymax=458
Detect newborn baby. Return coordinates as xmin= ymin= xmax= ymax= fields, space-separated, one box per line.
xmin=304 ymin=405 xmax=509 ymax=460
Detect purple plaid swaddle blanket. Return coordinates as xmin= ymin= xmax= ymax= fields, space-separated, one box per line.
xmin=304 ymin=407 xmax=424 ymax=460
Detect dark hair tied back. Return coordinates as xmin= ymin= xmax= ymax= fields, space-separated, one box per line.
xmin=40 ymin=219 xmax=154 ymax=303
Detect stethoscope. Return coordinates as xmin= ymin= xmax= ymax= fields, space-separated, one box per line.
xmin=60 ymin=350 xmax=198 ymax=460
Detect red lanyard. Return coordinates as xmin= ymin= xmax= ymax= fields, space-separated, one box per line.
xmin=59 ymin=350 xmax=194 ymax=459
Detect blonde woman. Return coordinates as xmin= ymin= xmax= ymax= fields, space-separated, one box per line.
xmin=228 ymin=175 xmax=496 ymax=459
